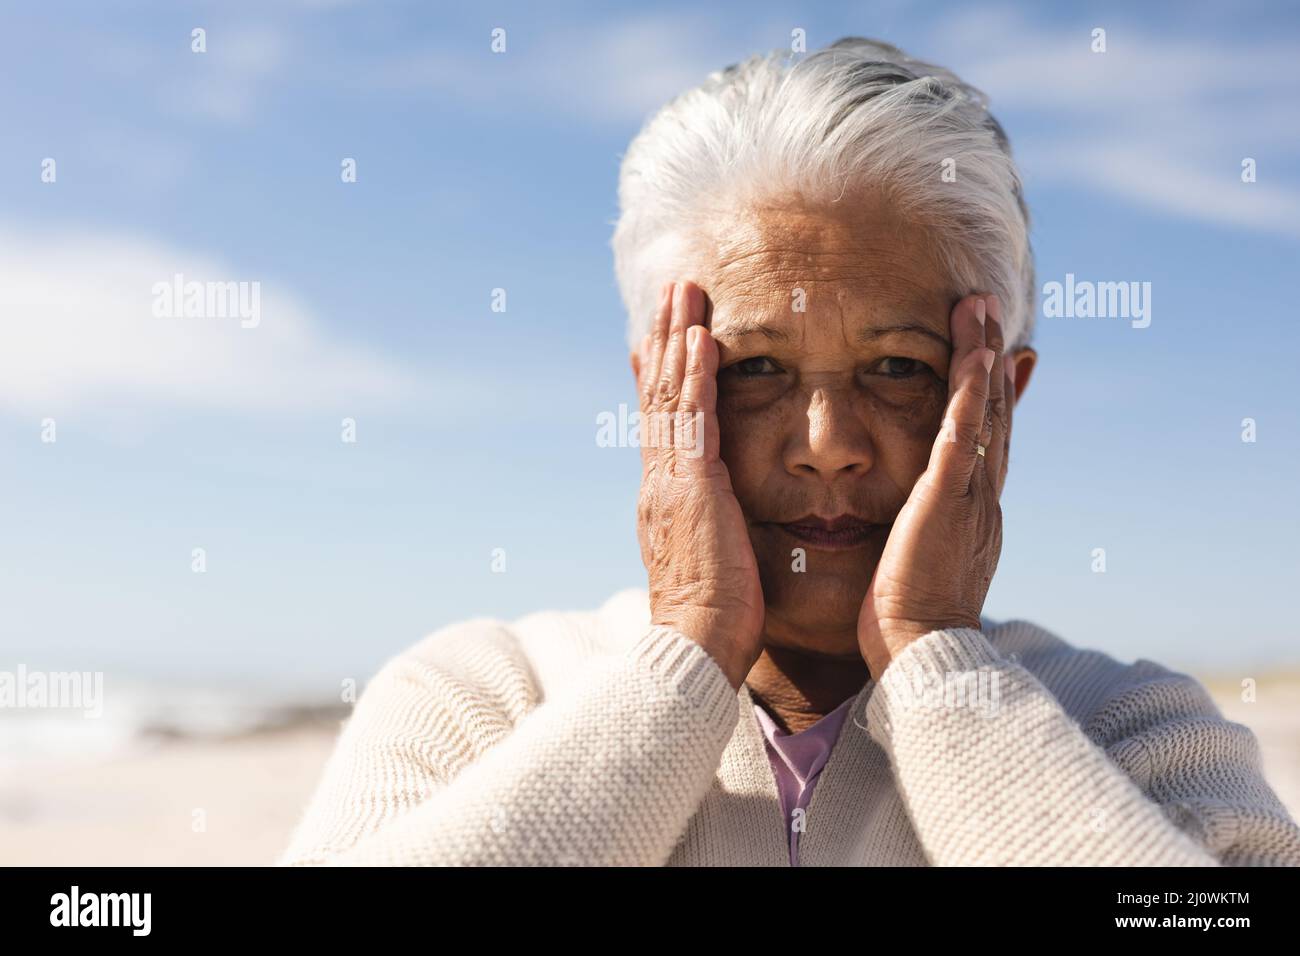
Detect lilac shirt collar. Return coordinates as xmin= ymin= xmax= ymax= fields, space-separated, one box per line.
xmin=752 ymin=694 xmax=857 ymax=866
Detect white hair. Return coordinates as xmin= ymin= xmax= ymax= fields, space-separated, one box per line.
xmin=611 ymin=36 xmax=1035 ymax=351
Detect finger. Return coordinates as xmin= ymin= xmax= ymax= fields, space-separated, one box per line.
xmin=639 ymin=283 xmax=675 ymax=470
xmin=634 ymin=335 xmax=656 ymax=473
xmin=948 ymin=294 xmax=988 ymax=399
xmin=639 ymin=282 xmax=674 ymax=414
xmin=998 ymin=349 xmax=1018 ymax=496
xmin=655 ymin=283 xmax=701 ymax=414
xmin=653 ymin=283 xmax=704 ymax=469
xmin=982 ymin=294 xmax=1008 ymax=484
xmin=674 ymin=324 xmax=721 ymax=473
xmin=927 ymin=345 xmax=994 ymax=496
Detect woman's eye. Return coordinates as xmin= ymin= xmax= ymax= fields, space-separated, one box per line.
xmin=729 ymin=356 xmax=781 ymax=376
xmin=871 ymin=356 xmax=926 ymax=378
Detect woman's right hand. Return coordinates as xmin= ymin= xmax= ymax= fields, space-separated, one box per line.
xmin=632 ymin=280 xmax=765 ymax=690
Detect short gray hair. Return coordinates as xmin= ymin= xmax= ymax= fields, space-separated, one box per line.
xmin=611 ymin=36 xmax=1035 ymax=351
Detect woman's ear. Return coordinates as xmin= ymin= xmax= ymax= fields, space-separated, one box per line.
xmin=1007 ymin=347 xmax=1037 ymax=405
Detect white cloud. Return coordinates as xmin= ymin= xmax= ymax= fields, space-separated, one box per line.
xmin=928 ymin=6 xmax=1300 ymax=236
xmin=1022 ymin=142 xmax=1300 ymax=236
xmin=0 ymin=225 xmax=426 ymax=419
xmin=364 ymin=8 xmax=1300 ymax=237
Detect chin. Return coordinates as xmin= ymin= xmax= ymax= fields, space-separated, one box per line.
xmin=754 ymin=549 xmax=875 ymax=656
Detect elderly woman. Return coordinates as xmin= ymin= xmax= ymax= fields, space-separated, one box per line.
xmin=280 ymin=38 xmax=1300 ymax=866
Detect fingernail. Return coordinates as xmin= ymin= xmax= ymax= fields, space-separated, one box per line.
xmin=974 ymin=298 xmax=986 ymax=326
xmin=981 ymin=348 xmax=995 ymax=373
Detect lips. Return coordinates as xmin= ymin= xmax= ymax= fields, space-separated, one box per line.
xmin=774 ymin=514 xmax=881 ymax=551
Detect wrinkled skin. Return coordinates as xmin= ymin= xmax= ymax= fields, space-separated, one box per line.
xmin=631 ymin=192 xmax=1037 ymax=709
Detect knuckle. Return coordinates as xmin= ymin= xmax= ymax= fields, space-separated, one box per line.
xmin=655 ymin=377 xmax=681 ymax=405
xmin=648 ymin=330 xmax=668 ymax=360
xmin=986 ymin=321 xmax=1005 ymax=352
xmin=951 ymin=419 xmax=980 ymax=445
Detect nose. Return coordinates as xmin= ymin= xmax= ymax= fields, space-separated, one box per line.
xmin=783 ymin=386 xmax=874 ymax=481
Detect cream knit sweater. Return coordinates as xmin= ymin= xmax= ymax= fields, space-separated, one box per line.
xmin=278 ymin=588 xmax=1300 ymax=866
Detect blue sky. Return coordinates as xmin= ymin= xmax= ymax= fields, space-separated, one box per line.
xmin=1 ymin=0 xmax=1298 ymax=692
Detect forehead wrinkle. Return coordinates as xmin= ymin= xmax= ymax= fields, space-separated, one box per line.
xmin=710 ymin=239 xmax=948 ymax=312
xmin=712 ymin=276 xmax=947 ymax=347
xmin=711 ymin=284 xmax=951 ymax=353
xmin=699 ymin=201 xmax=957 ymax=350
xmin=713 ymin=307 xmax=859 ymax=359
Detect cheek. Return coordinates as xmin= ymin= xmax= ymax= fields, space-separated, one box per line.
xmin=865 ymin=384 xmax=948 ymax=483
xmin=716 ymin=402 xmax=781 ymax=500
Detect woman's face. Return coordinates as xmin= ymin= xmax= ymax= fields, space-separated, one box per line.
xmin=688 ymin=193 xmax=1017 ymax=656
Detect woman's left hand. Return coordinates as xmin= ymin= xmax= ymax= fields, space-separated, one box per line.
xmin=857 ymin=294 xmax=1011 ymax=679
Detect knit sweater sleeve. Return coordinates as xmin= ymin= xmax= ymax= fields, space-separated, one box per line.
xmin=277 ymin=623 xmax=738 ymax=866
xmin=864 ymin=626 xmax=1300 ymax=866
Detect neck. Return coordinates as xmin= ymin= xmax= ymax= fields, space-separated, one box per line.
xmin=744 ymin=644 xmax=871 ymax=734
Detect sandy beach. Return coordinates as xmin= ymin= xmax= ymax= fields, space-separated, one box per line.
xmin=2 ymin=677 xmax=1297 ymax=866
xmin=0 ymin=724 xmax=340 ymax=867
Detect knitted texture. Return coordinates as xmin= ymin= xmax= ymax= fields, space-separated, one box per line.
xmin=278 ymin=589 xmax=1300 ymax=866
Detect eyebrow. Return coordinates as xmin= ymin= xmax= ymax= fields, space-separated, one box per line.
xmin=857 ymin=323 xmax=951 ymax=348
xmin=710 ymin=317 xmax=794 ymax=343
xmin=712 ymin=318 xmax=949 ymax=348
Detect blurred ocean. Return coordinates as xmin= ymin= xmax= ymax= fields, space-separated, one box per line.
xmin=0 ymin=678 xmax=346 ymax=770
